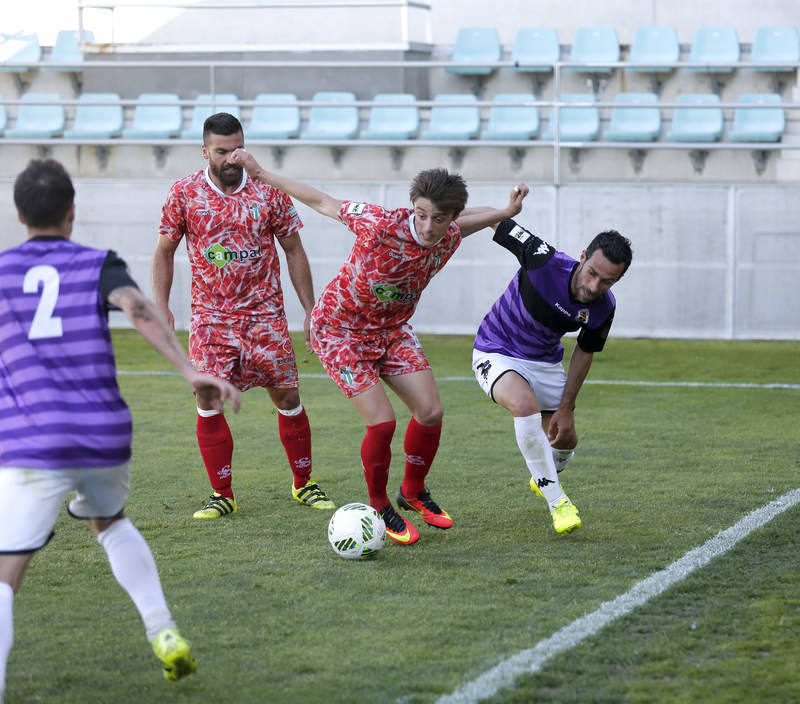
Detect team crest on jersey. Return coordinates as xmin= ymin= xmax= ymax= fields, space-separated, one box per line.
xmin=346 ymin=202 xmax=367 ymax=215
xmin=288 ymin=205 xmax=297 ymax=217
xmin=248 ymin=204 xmax=261 ymax=219
xmin=433 ymin=253 xmax=442 ymax=268
xmin=576 ymin=309 xmax=590 ymax=324
xmin=509 ymin=225 xmax=531 ymax=243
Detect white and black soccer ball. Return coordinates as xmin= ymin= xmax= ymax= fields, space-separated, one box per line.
xmin=328 ymin=503 xmax=386 ymax=560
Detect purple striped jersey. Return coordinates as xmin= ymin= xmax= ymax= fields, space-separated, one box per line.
xmin=0 ymin=238 xmax=132 ymax=468
xmin=474 ymin=219 xmax=616 ymax=364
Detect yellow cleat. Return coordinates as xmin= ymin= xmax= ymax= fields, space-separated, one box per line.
xmin=292 ymin=478 xmax=336 ymax=510
xmin=193 ymin=492 xmax=237 ymax=519
xmin=529 ymin=477 xmax=545 ymax=498
xmin=151 ymin=628 xmax=197 ymax=682
xmin=551 ymin=497 xmax=582 ymax=535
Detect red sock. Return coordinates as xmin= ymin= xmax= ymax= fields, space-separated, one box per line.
xmin=401 ymin=418 xmax=441 ymax=498
xmin=361 ymin=421 xmax=396 ymax=510
xmin=196 ymin=412 xmax=234 ymax=499
xmin=278 ymin=408 xmax=313 ymax=489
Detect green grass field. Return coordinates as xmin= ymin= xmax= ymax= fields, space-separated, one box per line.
xmin=7 ymin=333 xmax=800 ymax=704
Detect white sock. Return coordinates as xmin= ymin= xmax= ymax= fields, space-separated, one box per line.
xmin=0 ymin=582 xmax=13 ymax=702
xmin=97 ymin=518 xmax=176 ymax=642
xmin=552 ymin=447 xmax=575 ymax=473
xmin=514 ymin=414 xmax=566 ymax=509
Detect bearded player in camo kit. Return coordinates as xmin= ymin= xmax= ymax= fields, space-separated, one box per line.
xmin=152 ymin=112 xmax=335 ymax=519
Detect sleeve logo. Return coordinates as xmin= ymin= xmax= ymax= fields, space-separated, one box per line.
xmin=509 ymin=225 xmax=531 ymax=243
xmin=346 ymin=202 xmax=367 ymax=215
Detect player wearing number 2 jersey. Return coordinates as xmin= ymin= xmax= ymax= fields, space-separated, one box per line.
xmin=153 ymin=113 xmax=335 ymax=519
xmin=0 ymin=159 xmax=241 ymax=700
xmin=229 ymin=147 xmax=528 ymax=545
xmin=472 ymin=215 xmax=632 ymax=535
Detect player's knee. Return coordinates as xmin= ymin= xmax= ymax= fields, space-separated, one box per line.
xmin=415 ymin=404 xmax=443 ymax=426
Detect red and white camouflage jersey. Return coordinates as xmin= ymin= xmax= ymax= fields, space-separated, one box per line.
xmin=159 ymin=168 xmax=302 ymax=318
xmin=312 ymin=201 xmax=462 ymax=331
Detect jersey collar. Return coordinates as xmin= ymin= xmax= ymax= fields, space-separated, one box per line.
xmin=204 ymin=167 xmax=247 ymax=196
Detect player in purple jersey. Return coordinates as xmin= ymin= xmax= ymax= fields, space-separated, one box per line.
xmin=472 ymin=217 xmax=632 ymax=535
xmin=0 ymin=160 xmax=241 ymax=700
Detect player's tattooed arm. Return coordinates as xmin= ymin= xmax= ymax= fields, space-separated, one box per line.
xmin=107 ymin=286 xmax=241 ymax=412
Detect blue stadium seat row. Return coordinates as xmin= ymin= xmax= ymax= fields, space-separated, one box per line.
xmin=0 ymin=91 xmax=786 ymax=143
xmin=446 ymin=25 xmax=800 ymax=76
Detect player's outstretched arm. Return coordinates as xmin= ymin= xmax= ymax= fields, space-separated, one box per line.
xmin=548 ymin=345 xmax=593 ymax=447
xmin=108 ymin=285 xmax=241 ymax=413
xmin=457 ymin=184 xmax=529 ymax=237
xmin=228 ymin=148 xmax=343 ymax=220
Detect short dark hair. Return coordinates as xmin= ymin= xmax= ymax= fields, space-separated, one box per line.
xmin=203 ymin=112 xmax=244 ymax=142
xmin=409 ymin=168 xmax=468 ymax=217
xmin=14 ymin=159 xmax=75 ymax=228
xmin=585 ymin=230 xmax=633 ymax=275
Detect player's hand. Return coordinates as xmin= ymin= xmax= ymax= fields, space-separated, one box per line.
xmin=190 ymin=373 xmax=242 ymax=413
xmin=228 ymin=148 xmax=260 ymax=176
xmin=507 ymin=184 xmax=529 ymax=217
xmin=303 ymin=312 xmax=313 ymax=352
xmin=162 ymin=307 xmax=175 ymax=330
xmin=547 ymin=408 xmax=577 ymax=447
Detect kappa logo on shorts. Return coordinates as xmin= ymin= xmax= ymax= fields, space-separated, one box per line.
xmin=205 ymin=243 xmax=263 ymax=268
xmin=346 ymin=202 xmax=367 ymax=215
xmin=477 ymin=360 xmax=492 ymax=381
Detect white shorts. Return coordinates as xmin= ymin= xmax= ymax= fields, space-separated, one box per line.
xmin=472 ymin=349 xmax=567 ymax=412
xmin=0 ymin=464 xmax=131 ymax=553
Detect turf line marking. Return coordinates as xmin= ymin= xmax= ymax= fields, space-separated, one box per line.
xmin=116 ymin=370 xmax=800 ymax=391
xmin=435 ymin=488 xmax=800 ymax=704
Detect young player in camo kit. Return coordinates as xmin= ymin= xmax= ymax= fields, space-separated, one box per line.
xmin=152 ymin=112 xmax=335 ymax=519
xmin=472 ymin=215 xmax=632 ymax=535
xmin=0 ymin=159 xmax=241 ymax=700
xmin=229 ymin=147 xmax=528 ymax=545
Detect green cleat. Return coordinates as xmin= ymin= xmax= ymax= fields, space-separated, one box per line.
xmin=551 ymin=497 xmax=582 ymax=535
xmin=292 ymin=478 xmax=336 ymax=510
xmin=151 ymin=627 xmax=197 ymax=682
xmin=193 ymin=492 xmax=237 ymax=519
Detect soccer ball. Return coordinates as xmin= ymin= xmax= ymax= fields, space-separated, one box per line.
xmin=327 ymin=503 xmax=386 ymax=560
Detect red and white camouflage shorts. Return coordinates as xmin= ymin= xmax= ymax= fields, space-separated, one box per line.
xmin=311 ymin=322 xmax=430 ymax=398
xmin=189 ymin=313 xmax=299 ymax=392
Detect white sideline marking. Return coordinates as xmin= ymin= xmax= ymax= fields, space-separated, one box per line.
xmin=435 ymin=488 xmax=800 ymax=704
xmin=116 ymin=370 xmax=800 ymax=390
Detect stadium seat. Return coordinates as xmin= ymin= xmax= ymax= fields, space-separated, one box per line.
xmin=247 ymin=93 xmax=300 ymax=139
xmin=568 ymin=26 xmax=619 ymax=74
xmin=627 ymin=26 xmax=679 ymax=92
xmin=751 ymin=27 xmax=799 ymax=91
xmin=360 ymin=93 xmax=419 ymax=140
xmin=181 ymin=93 xmax=241 ymax=139
xmin=728 ymin=93 xmax=785 ymax=142
xmin=301 ymin=91 xmax=359 ymax=140
xmin=481 ymin=93 xmax=539 ymax=140
xmin=5 ymin=93 xmax=64 ymax=137
xmin=420 ymin=94 xmax=480 ymax=140
xmin=63 ymin=93 xmax=123 ymax=138
xmin=689 ymin=27 xmax=740 ymax=73
xmin=122 ymin=93 xmax=183 ymax=139
xmin=541 ymin=94 xmax=599 ymax=141
xmin=604 ymin=92 xmax=661 ymax=141
xmin=511 ymin=28 xmax=559 ymax=74
xmin=446 ymin=27 xmax=501 ymax=76
xmin=46 ymin=29 xmax=93 ymax=69
xmin=665 ymin=93 xmax=723 ymax=141
xmin=0 ymin=33 xmax=41 ymax=72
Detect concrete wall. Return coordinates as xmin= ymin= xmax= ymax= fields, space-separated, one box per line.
xmin=2 ymin=178 xmax=797 ymax=340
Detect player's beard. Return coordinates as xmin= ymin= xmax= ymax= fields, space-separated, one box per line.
xmin=211 ymin=161 xmax=243 ymax=188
